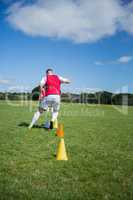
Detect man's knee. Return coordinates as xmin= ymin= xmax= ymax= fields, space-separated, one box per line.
xmin=39 ymin=108 xmax=45 ymax=114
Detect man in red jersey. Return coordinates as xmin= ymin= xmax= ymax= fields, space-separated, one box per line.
xmin=28 ymin=68 xmax=70 ymax=129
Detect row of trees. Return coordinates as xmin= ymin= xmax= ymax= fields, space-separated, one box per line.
xmin=0 ymin=90 xmax=133 ymax=106
xmin=61 ymin=91 xmax=132 ymax=105
xmin=0 ymin=92 xmax=31 ymax=101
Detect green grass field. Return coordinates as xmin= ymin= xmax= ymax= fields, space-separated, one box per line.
xmin=0 ymin=101 xmax=133 ymax=200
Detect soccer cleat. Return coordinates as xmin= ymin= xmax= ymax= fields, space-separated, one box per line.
xmin=50 ymin=121 xmax=53 ymax=129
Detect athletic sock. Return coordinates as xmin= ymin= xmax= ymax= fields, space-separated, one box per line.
xmin=51 ymin=111 xmax=58 ymax=122
xmin=29 ymin=111 xmax=41 ymax=128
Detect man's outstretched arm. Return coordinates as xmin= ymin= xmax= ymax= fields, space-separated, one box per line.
xmin=59 ymin=76 xmax=71 ymax=84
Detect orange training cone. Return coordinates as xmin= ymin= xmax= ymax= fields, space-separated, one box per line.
xmin=56 ymin=138 xmax=68 ymax=161
xmin=56 ymin=124 xmax=64 ymax=137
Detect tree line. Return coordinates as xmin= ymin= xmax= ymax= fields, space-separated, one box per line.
xmin=0 ymin=88 xmax=132 ymax=106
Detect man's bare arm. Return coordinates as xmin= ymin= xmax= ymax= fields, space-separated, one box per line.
xmin=59 ymin=76 xmax=71 ymax=84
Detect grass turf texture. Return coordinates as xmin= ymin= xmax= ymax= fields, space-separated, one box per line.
xmin=0 ymin=101 xmax=132 ymax=200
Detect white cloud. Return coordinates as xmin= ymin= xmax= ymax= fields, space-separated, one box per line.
xmin=120 ymin=1 xmax=133 ymax=34
xmin=6 ymin=0 xmax=133 ymax=43
xmin=95 ymin=61 xmax=104 ymax=66
xmin=95 ymin=55 xmax=133 ymax=65
xmin=0 ymin=79 xmax=11 ymax=85
xmin=6 ymin=0 xmax=123 ymax=43
xmin=117 ymin=56 xmax=133 ymax=63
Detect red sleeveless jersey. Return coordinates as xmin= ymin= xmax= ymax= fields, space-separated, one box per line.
xmin=45 ymin=75 xmax=61 ymax=96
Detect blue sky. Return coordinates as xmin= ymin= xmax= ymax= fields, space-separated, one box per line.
xmin=0 ymin=0 xmax=133 ymax=93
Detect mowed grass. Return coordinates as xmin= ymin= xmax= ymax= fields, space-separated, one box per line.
xmin=0 ymin=101 xmax=133 ymax=200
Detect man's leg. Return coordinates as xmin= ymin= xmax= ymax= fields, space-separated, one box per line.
xmin=50 ymin=97 xmax=60 ymax=129
xmin=51 ymin=111 xmax=59 ymax=122
xmin=29 ymin=97 xmax=48 ymax=129
xmin=28 ymin=108 xmax=43 ymax=129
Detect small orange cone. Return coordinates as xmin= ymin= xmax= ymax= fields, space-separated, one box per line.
xmin=56 ymin=138 xmax=68 ymax=161
xmin=56 ymin=124 xmax=64 ymax=137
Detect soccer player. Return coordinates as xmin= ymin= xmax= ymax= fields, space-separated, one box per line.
xmin=28 ymin=68 xmax=70 ymax=129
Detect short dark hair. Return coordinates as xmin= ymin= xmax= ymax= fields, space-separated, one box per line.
xmin=46 ymin=68 xmax=53 ymax=74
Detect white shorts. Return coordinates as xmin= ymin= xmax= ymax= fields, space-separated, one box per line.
xmin=39 ymin=95 xmax=60 ymax=112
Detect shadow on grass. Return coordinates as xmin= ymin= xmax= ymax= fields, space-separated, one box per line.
xmin=18 ymin=122 xmax=46 ymax=129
